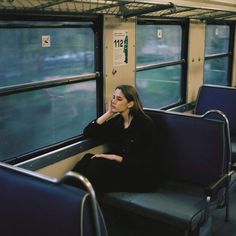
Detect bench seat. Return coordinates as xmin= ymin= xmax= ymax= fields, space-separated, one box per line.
xmin=101 ymin=181 xmax=208 ymax=231
xmin=169 ymin=85 xmax=236 ymax=166
xmin=99 ymin=110 xmax=230 ymax=236
xmin=194 ymin=85 xmax=236 ymax=165
xmin=231 ymin=136 xmax=236 ymax=169
xmin=0 ymin=162 xmax=107 ymax=236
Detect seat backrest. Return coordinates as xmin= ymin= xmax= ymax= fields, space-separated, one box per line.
xmin=0 ymin=163 xmax=106 ymax=236
xmin=147 ymin=110 xmax=227 ymax=186
xmin=195 ymin=85 xmax=236 ymax=136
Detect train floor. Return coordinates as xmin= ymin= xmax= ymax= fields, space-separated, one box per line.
xmin=212 ymin=174 xmax=236 ymax=236
xmin=101 ymin=175 xmax=236 ymax=236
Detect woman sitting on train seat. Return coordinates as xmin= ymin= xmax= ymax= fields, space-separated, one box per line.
xmin=72 ymin=84 xmax=157 ymax=192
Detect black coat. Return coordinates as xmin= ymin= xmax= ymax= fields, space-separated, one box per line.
xmin=74 ymin=113 xmax=157 ymax=192
xmin=84 ymin=113 xmax=156 ymax=170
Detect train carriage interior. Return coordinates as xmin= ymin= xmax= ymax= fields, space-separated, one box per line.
xmin=0 ymin=0 xmax=236 ymax=235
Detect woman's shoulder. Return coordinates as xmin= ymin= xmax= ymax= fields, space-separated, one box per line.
xmin=134 ymin=113 xmax=154 ymax=127
xmin=106 ymin=114 xmax=123 ymax=126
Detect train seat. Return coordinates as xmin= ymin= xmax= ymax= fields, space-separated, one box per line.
xmin=194 ymin=85 xmax=236 ymax=166
xmin=232 ymin=136 xmax=236 ymax=165
xmin=99 ymin=110 xmax=230 ymax=236
xmin=0 ymin=162 xmax=107 ymax=236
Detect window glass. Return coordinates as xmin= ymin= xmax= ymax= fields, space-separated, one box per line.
xmin=205 ymin=25 xmax=229 ymax=55
xmin=0 ymin=27 xmax=94 ymax=87
xmin=137 ymin=25 xmax=182 ymax=66
xmin=136 ymin=65 xmax=181 ymax=109
xmin=0 ymin=21 xmax=98 ymax=162
xmin=136 ymin=23 xmax=183 ymax=109
xmin=204 ymin=57 xmax=229 ymax=85
xmin=204 ymin=24 xmax=230 ymax=85
xmin=0 ymin=80 xmax=96 ymax=161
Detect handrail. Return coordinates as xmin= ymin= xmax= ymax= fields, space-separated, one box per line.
xmin=0 ymin=72 xmax=99 ymax=96
xmin=0 ymin=0 xmax=235 ymax=20
xmin=202 ymin=109 xmax=232 ymax=171
xmin=61 ymin=171 xmax=103 ymax=236
xmin=201 ymin=109 xmax=232 ymax=222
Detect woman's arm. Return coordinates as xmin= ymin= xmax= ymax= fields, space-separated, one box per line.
xmin=83 ymin=100 xmax=120 ymax=139
xmin=96 ymin=111 xmax=114 ymax=125
xmin=96 ymin=100 xmax=116 ymax=124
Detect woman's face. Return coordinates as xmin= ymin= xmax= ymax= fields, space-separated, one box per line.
xmin=111 ymin=89 xmax=133 ymax=114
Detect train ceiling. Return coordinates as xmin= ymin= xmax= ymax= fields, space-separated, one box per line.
xmin=0 ymin=0 xmax=236 ymax=21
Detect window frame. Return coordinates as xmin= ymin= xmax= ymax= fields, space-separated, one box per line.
xmin=136 ymin=18 xmax=189 ymax=110
xmin=204 ymin=21 xmax=235 ymax=86
xmin=0 ymin=14 xmax=104 ymax=164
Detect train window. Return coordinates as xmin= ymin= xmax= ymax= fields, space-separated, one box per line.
xmin=0 ymin=81 xmax=96 ymax=161
xmin=204 ymin=24 xmax=233 ymax=86
xmin=136 ymin=65 xmax=182 ymax=109
xmin=136 ymin=22 xmax=186 ymax=109
xmin=0 ymin=19 xmax=101 ymax=162
xmin=0 ymin=25 xmax=94 ymax=87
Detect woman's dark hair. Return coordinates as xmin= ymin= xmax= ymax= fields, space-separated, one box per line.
xmin=116 ymin=85 xmax=146 ymax=116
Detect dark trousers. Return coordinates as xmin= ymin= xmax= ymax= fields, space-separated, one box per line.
xmin=70 ymin=153 xmax=156 ymax=193
xmin=71 ymin=153 xmax=125 ymax=192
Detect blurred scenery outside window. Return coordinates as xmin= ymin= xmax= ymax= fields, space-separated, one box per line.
xmin=136 ymin=24 xmax=183 ymax=109
xmin=204 ymin=25 xmax=230 ymax=86
xmin=0 ymin=24 xmax=97 ymax=161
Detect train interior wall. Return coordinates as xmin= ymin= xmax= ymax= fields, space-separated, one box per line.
xmin=0 ymin=1 xmax=235 ymax=235
xmin=29 ymin=16 xmax=236 ymax=179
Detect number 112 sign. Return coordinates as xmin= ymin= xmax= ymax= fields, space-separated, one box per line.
xmin=113 ymin=30 xmax=128 ymax=67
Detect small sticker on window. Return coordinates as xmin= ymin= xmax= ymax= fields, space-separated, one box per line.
xmin=157 ymin=29 xmax=162 ymax=39
xmin=42 ymin=35 xmax=51 ymax=47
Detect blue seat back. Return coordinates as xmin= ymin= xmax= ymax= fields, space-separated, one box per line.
xmin=0 ymin=163 xmax=106 ymax=236
xmin=147 ymin=110 xmax=227 ymax=186
xmin=195 ymin=85 xmax=236 ymax=136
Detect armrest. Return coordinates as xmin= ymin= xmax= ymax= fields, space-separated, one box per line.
xmin=231 ymin=162 xmax=236 ymax=171
xmin=204 ymin=174 xmax=229 ymax=198
xmin=167 ymin=102 xmax=196 ymax=113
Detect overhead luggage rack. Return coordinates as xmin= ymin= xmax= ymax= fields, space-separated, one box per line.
xmin=0 ymin=0 xmax=236 ymax=20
